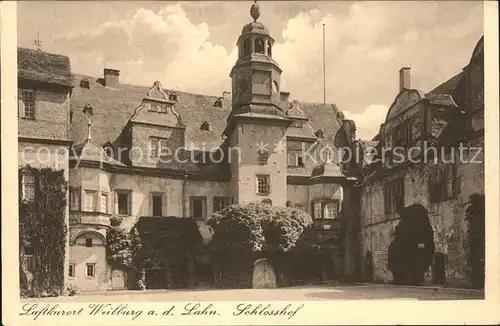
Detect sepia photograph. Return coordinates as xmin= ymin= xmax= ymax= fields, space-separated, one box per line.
xmin=2 ymin=0 xmax=499 ymax=325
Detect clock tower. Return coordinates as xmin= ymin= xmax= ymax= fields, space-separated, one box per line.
xmin=224 ymin=2 xmax=291 ymax=206
xmin=228 ymin=1 xmax=284 ymax=119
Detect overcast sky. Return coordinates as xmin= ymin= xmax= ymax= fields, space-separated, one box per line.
xmin=17 ymin=1 xmax=483 ymax=140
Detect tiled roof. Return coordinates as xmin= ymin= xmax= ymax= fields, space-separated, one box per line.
xmin=70 ymin=73 xmax=343 ymax=155
xmin=18 ymin=48 xmax=74 ymax=87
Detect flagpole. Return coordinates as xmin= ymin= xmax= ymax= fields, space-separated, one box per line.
xmin=323 ymin=23 xmax=326 ymax=104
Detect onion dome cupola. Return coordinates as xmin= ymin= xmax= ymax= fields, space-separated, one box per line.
xmin=229 ymin=1 xmax=283 ymax=118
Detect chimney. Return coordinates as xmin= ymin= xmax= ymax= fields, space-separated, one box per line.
xmin=399 ymin=67 xmax=411 ymax=91
xmin=104 ymin=68 xmax=120 ymax=88
xmin=222 ymin=91 xmax=231 ymax=101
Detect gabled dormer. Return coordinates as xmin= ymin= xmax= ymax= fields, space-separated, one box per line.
xmin=127 ymin=81 xmax=186 ymax=167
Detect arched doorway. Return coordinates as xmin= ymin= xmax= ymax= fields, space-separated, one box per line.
xmin=252 ymin=259 xmax=277 ymax=289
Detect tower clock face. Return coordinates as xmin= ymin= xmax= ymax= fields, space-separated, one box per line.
xmin=272 ymin=81 xmax=279 ymax=97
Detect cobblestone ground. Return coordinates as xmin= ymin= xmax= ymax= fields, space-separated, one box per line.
xmin=22 ymin=284 xmax=484 ymax=302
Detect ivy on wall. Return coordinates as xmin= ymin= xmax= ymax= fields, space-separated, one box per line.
xmin=19 ymin=166 xmax=68 ymax=297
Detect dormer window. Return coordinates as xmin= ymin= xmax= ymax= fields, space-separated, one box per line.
xmin=80 ymin=78 xmax=90 ymax=89
xmin=200 ymin=121 xmax=210 ymax=131
xmin=255 ymin=38 xmax=265 ymax=54
xmin=169 ymin=93 xmax=178 ymax=101
xmin=315 ymin=129 xmax=324 ymax=139
xmin=213 ymin=98 xmax=223 ymax=108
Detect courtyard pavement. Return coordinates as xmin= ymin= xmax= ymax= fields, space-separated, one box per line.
xmin=22 ymin=284 xmax=484 ymax=302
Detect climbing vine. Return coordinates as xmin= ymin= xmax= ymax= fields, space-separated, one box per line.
xmin=19 ymin=166 xmax=68 ymax=297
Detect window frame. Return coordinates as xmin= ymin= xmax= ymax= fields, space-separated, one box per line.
xmin=311 ymin=199 xmax=340 ymax=220
xmin=213 ymin=196 xmax=231 ymax=212
xmin=69 ymin=263 xmax=75 ymax=278
xmin=83 ymin=190 xmax=97 ymax=212
xmin=20 ymin=88 xmax=36 ymax=119
xmin=256 ymin=174 xmax=271 ymax=195
xmin=151 ymin=192 xmax=165 ymax=217
xmin=384 ymin=177 xmax=405 ymax=214
xmin=115 ymin=190 xmax=132 ymax=216
xmin=22 ymin=173 xmax=36 ymax=202
xmin=86 ymin=263 xmax=96 ymax=278
xmin=150 ymin=137 xmax=169 ymax=158
xmin=85 ymin=238 xmax=93 ymax=248
xmin=190 ymin=196 xmax=207 ymax=219
xmin=429 ymin=163 xmax=460 ymax=203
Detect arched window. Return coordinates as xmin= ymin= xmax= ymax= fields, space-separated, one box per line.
xmin=315 ymin=129 xmax=324 ymax=139
xmin=213 ymin=98 xmax=223 ymax=108
xmin=255 ymin=38 xmax=265 ymax=54
xmin=80 ymin=78 xmax=90 ymax=89
xmin=200 ymin=121 xmax=210 ymax=131
xmin=243 ymin=39 xmax=251 ymax=57
xmin=267 ymin=41 xmax=272 ymax=57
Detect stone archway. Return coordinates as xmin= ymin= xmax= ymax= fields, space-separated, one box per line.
xmin=388 ymin=204 xmax=435 ymax=285
xmin=252 ymin=259 xmax=277 ymax=289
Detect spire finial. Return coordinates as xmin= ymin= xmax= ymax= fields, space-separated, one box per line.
xmin=250 ymin=1 xmax=261 ymax=22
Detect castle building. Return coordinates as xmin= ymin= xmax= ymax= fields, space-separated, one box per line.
xmin=18 ymin=2 xmax=484 ymax=291
xmin=337 ymin=36 xmax=484 ymax=287
xmin=18 ymin=3 xmax=351 ymax=291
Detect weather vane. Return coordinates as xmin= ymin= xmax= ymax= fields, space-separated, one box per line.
xmin=33 ymin=33 xmax=43 ymax=51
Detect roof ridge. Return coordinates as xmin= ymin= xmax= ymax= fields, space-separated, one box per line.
xmin=18 ymin=46 xmax=70 ymax=60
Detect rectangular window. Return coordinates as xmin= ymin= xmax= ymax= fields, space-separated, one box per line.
xmin=101 ymin=193 xmax=109 ymax=214
xmin=150 ymin=137 xmax=169 ymax=157
xmin=116 ymin=190 xmax=132 ymax=216
xmin=69 ymin=263 xmax=75 ymax=278
xmin=256 ymin=175 xmax=270 ymax=195
xmin=429 ymin=164 xmax=459 ymax=202
xmin=22 ymin=174 xmax=35 ymax=201
xmin=84 ymin=190 xmax=97 ymax=212
xmin=70 ymin=187 xmax=80 ymax=211
xmin=86 ymin=263 xmax=95 ymax=277
xmin=85 ymin=238 xmax=93 ymax=247
xmin=21 ymin=89 xmax=36 ymax=119
xmin=384 ymin=177 xmax=405 ymax=213
xmin=323 ymin=201 xmax=339 ymax=219
xmin=213 ymin=197 xmax=231 ymax=212
xmin=190 ymin=197 xmax=207 ymax=219
xmin=287 ymin=150 xmax=304 ymax=167
xmin=152 ymin=193 xmax=163 ymax=216
xmin=313 ymin=201 xmax=322 ymax=219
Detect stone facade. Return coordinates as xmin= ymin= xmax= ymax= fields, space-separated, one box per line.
xmin=352 ymin=36 xmax=484 ymax=288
